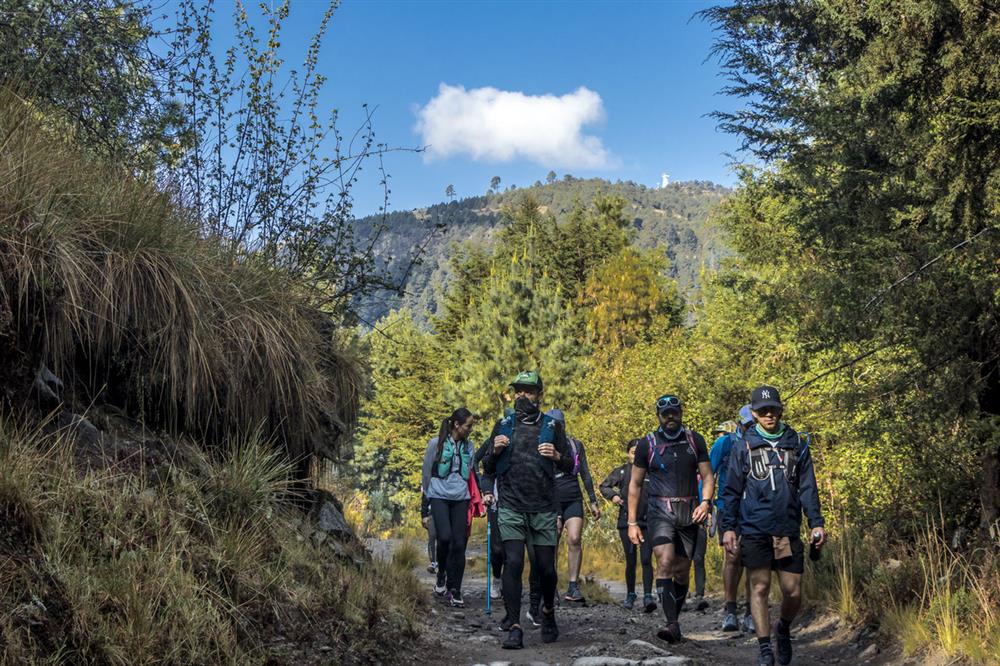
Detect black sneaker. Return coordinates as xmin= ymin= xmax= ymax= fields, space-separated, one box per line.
xmin=772 ymin=621 xmax=792 ymax=665
xmin=643 ymin=593 xmax=657 ymax=613
xmin=656 ymin=621 xmax=682 ymax=644
xmin=498 ymin=614 xmax=514 ymax=632
xmin=564 ymin=582 xmax=584 ymax=603
xmin=758 ymin=651 xmax=775 ymax=666
xmin=541 ymin=608 xmax=559 ymax=644
xmin=623 ymin=592 xmax=637 ymax=609
xmin=501 ymin=626 xmax=524 ymax=649
xmin=448 ymin=589 xmax=464 ymax=608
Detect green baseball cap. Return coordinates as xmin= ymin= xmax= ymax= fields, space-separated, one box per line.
xmin=510 ymin=370 xmax=543 ymax=390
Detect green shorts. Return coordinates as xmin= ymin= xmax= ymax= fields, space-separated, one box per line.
xmin=497 ymin=507 xmax=558 ymax=546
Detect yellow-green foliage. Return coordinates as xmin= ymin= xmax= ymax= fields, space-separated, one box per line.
xmin=0 ymin=418 xmax=423 ymax=665
xmin=0 ymin=88 xmax=361 ymax=462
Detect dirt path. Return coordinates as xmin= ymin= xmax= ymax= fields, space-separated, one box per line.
xmin=373 ymin=538 xmax=917 ymax=666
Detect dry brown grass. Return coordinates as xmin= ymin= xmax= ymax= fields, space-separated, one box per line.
xmin=0 ymin=87 xmax=362 ymax=466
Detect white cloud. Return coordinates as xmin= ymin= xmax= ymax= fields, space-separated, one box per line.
xmin=414 ymin=83 xmax=616 ymax=169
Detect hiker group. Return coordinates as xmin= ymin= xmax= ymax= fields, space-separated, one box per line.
xmin=420 ymin=371 xmax=826 ymax=666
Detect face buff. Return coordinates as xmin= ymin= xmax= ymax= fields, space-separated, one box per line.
xmin=514 ymin=396 xmax=541 ymax=423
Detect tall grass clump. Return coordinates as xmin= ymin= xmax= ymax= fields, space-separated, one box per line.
xmin=0 ymin=87 xmax=362 ymax=466
xmin=0 ymin=422 xmax=423 ymax=665
xmin=804 ymin=520 xmax=1000 ymax=665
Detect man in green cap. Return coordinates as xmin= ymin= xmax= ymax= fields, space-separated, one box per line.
xmin=482 ymin=371 xmax=575 ymax=650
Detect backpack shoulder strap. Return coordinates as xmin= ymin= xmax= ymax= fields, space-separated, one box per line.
xmin=685 ymin=428 xmax=697 ymax=457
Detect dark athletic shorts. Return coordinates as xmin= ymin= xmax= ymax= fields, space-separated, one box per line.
xmin=740 ymin=535 xmax=805 ymax=574
xmin=558 ymin=499 xmax=584 ymax=522
xmin=646 ymin=501 xmax=698 ymax=558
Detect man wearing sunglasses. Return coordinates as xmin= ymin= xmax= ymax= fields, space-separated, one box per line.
xmin=721 ymin=385 xmax=826 ymax=666
xmin=627 ymin=394 xmax=714 ymax=644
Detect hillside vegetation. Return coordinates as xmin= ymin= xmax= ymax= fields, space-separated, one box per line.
xmin=0 ymin=91 xmax=422 ymax=664
xmin=353 ymin=178 xmax=729 ymax=325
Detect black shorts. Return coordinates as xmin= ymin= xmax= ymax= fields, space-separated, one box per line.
xmin=646 ymin=502 xmax=698 ymax=558
xmin=740 ymin=535 xmax=804 ymax=574
xmin=558 ymin=499 xmax=584 ymax=522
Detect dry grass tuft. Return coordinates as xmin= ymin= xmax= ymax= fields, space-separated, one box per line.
xmin=0 ymin=87 xmax=363 ymax=466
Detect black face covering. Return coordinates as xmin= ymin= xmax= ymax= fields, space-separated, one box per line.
xmin=514 ymin=396 xmax=540 ymax=422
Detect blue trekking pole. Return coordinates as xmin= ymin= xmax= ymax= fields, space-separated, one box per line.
xmin=485 ymin=514 xmax=492 ymax=615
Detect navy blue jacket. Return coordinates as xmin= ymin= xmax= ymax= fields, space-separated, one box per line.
xmin=720 ymin=424 xmax=824 ymax=538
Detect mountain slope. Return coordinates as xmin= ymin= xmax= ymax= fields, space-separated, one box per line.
xmin=353 ymin=178 xmax=731 ymax=326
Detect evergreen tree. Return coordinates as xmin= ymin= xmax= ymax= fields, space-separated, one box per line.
xmin=354 ymin=309 xmax=448 ymax=521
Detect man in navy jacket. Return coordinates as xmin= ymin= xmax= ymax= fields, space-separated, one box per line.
xmin=721 ymin=385 xmax=826 ymax=666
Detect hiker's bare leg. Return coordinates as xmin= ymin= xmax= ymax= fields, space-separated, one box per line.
xmin=723 ymin=548 xmax=743 ymax=603
xmin=749 ymin=567 xmax=772 ymax=639
xmin=777 ymin=570 xmax=802 ymax=622
xmin=564 ymin=516 xmax=584 ymax=582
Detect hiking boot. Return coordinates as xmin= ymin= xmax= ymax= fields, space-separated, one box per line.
xmin=623 ymin=592 xmax=637 ymax=610
xmin=722 ymin=612 xmax=739 ymax=632
xmin=643 ymin=593 xmax=657 ymax=613
xmin=540 ymin=608 xmax=559 ymax=644
xmin=742 ymin=612 xmax=756 ymax=634
xmin=772 ymin=620 xmax=792 ymax=665
xmin=490 ymin=578 xmax=502 ymax=600
xmin=501 ymin=626 xmax=524 ymax=650
xmin=427 ymin=562 xmax=437 ymax=575
xmin=564 ymin=582 xmax=584 ymax=603
xmin=448 ymin=589 xmax=464 ymax=608
xmin=656 ymin=621 xmax=682 ymax=644
xmin=498 ymin=614 xmax=514 ymax=631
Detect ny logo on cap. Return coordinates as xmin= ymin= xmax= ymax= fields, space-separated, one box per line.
xmin=762 ymin=390 xmax=771 ymax=399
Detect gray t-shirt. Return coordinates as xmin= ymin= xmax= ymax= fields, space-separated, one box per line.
xmin=421 ymin=437 xmax=471 ymax=501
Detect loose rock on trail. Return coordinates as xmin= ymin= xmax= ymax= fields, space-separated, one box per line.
xmin=373 ymin=538 xmax=920 ymax=666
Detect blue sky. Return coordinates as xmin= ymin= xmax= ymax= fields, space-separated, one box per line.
xmin=236 ymin=1 xmax=742 ymax=216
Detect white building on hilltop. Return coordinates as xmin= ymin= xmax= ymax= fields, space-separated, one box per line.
xmin=659 ymin=173 xmax=670 ymax=188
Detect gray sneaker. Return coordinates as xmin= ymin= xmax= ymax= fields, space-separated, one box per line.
xmin=722 ymin=612 xmax=739 ymax=631
xmin=742 ymin=612 xmax=756 ymax=634
xmin=623 ymin=592 xmax=637 ymax=610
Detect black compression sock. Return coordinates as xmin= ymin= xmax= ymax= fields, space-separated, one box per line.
xmin=672 ymin=580 xmax=689 ymax=615
xmin=777 ymin=617 xmax=792 ymax=634
xmin=657 ymin=578 xmax=677 ymax=622
xmin=725 ymin=601 xmax=738 ymax=614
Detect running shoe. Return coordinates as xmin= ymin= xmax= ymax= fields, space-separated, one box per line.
xmin=448 ymin=589 xmax=464 ymax=608
xmin=433 ymin=583 xmax=447 ymax=597
xmin=623 ymin=592 xmax=637 ymax=610
xmin=721 ymin=612 xmax=739 ymax=632
xmin=525 ymin=603 xmax=541 ymax=627
xmin=498 ymin=615 xmax=514 ymax=632
xmin=540 ymin=608 xmax=559 ymax=644
xmin=564 ymin=582 xmax=584 ymax=603
xmin=643 ymin=593 xmax=657 ymax=613
xmin=501 ymin=626 xmax=523 ymax=650
xmin=742 ymin=612 xmax=756 ymax=634
xmin=772 ymin=620 xmax=792 ymax=665
xmin=758 ymin=651 xmax=775 ymax=666
xmin=490 ymin=578 xmax=503 ymax=600
xmin=656 ymin=621 xmax=682 ymax=644
xmin=427 ymin=562 xmax=437 ymax=575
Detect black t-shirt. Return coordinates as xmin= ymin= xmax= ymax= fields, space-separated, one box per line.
xmin=633 ymin=428 xmax=709 ymax=499
xmin=554 ymin=438 xmax=598 ymax=504
xmin=483 ymin=415 xmax=574 ymax=513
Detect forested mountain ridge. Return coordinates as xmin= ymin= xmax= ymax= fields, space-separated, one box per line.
xmin=353 ymin=177 xmax=730 ymax=325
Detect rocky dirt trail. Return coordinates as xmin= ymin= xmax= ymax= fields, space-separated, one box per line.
xmin=371 ymin=537 xmax=922 ymax=666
